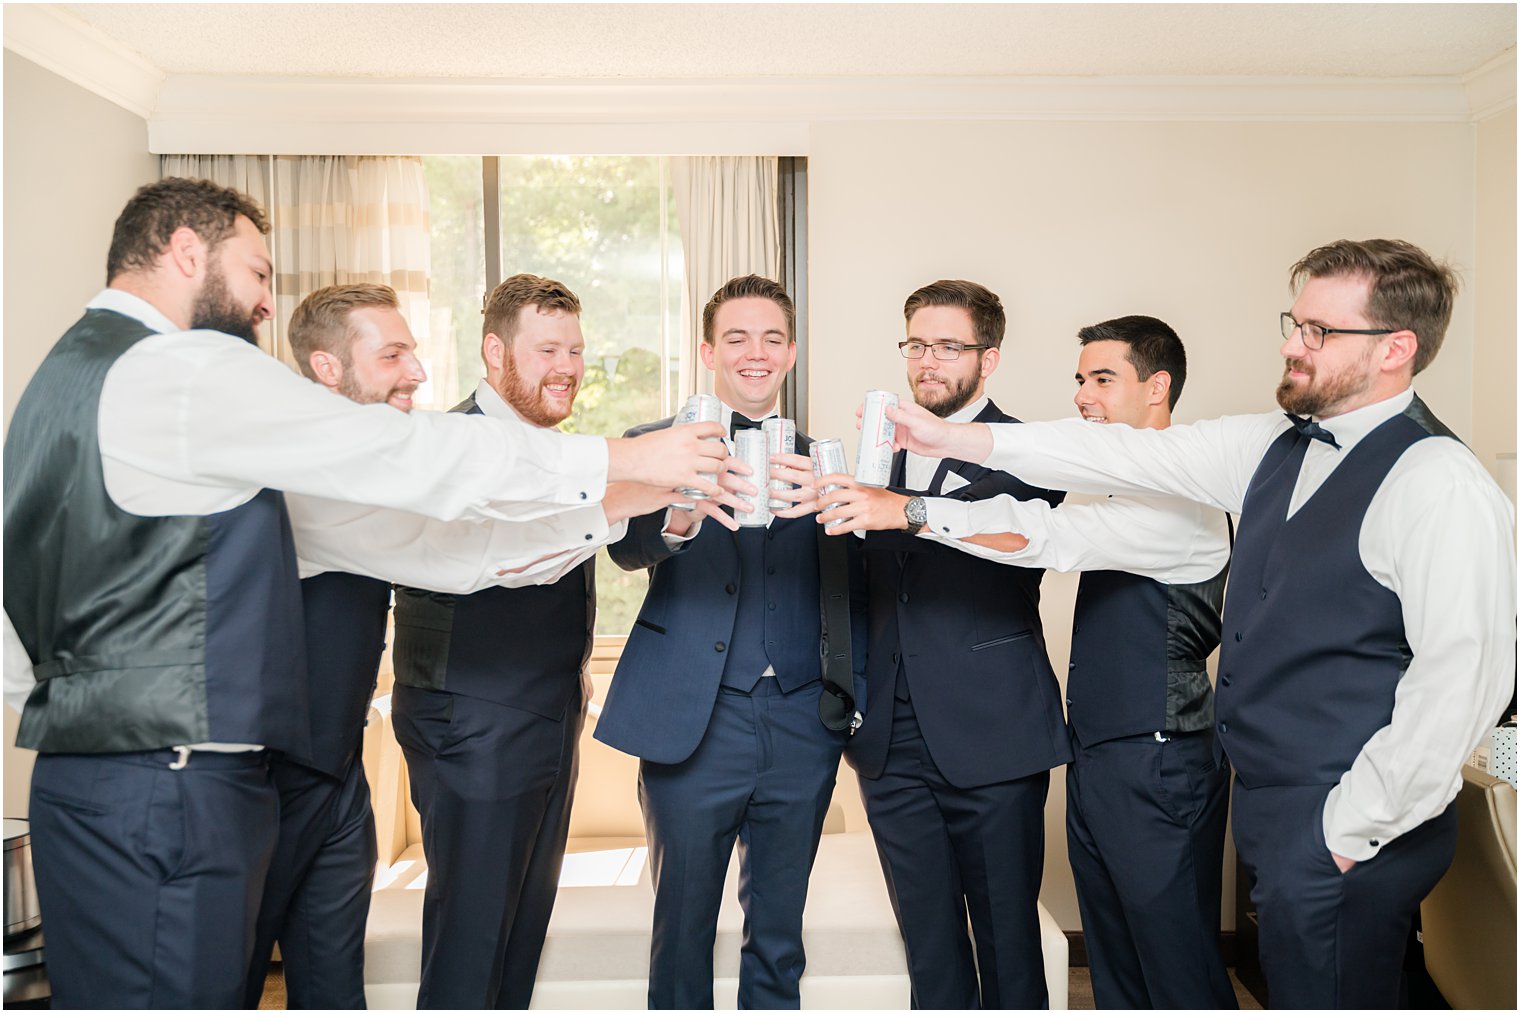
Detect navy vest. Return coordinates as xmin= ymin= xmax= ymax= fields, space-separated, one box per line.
xmin=1216 ymin=399 xmax=1452 ymax=786
xmin=718 ymin=525 xmax=822 ymax=692
xmin=391 ymin=393 xmax=594 ymax=718
xmin=3 ymin=308 xmax=308 ymax=755
xmin=294 ymin=571 xmax=391 ymax=777
xmin=1067 ymin=562 xmax=1227 ymax=747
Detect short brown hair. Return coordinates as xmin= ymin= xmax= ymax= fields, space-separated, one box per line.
xmin=106 ymin=177 xmax=269 ymax=282
xmin=701 ymin=275 xmax=795 ymax=345
xmin=288 ymin=284 xmax=400 ymax=381
xmin=483 ymin=273 xmax=581 ymax=345
xmin=903 ymin=280 xmax=1006 ymax=350
xmin=1290 ymin=239 xmax=1459 ymax=375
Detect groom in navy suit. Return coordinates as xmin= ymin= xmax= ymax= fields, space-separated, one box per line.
xmin=596 ymin=275 xmax=865 ymax=1009
xmin=815 ymin=280 xmax=1069 ymax=1009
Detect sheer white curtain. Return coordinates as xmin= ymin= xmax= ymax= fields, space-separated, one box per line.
xmin=160 ymin=155 xmax=433 ymax=383
xmin=671 ymin=157 xmax=780 ymax=398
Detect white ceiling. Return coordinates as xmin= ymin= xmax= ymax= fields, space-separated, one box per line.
xmin=54 ymin=3 xmax=1518 ymax=81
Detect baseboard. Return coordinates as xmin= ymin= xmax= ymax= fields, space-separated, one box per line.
xmin=1064 ymin=930 xmax=1239 ymax=968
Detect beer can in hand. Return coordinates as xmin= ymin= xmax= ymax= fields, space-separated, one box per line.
xmin=810 ymin=437 xmax=849 ymax=530
xmin=855 ymin=390 xmax=898 ymax=487
xmin=762 ymin=417 xmax=797 ymax=510
xmin=675 ymin=394 xmax=723 ymax=503
xmin=734 ymin=430 xmax=772 ymax=527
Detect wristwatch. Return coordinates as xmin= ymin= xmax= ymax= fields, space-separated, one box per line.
xmin=903 ymin=496 xmax=927 ymax=535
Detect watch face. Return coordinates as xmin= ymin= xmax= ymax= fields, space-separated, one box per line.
xmin=906 ymin=497 xmax=927 ymax=527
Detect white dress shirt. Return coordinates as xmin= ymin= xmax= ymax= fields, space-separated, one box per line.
xmin=979 ymin=388 xmax=1517 ymax=861
xmin=923 ymin=489 xmax=1231 ymax=584
xmin=903 ymin=396 xmax=987 ymax=491
xmin=661 ymin=399 xmax=778 ymax=545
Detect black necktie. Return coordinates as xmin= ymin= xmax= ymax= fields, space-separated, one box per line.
xmin=729 ymin=414 xmax=766 ymax=438
xmin=1283 ymin=413 xmax=1341 ymax=450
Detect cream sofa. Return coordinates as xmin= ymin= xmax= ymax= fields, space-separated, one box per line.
xmin=361 ymin=669 xmax=1069 ymax=1009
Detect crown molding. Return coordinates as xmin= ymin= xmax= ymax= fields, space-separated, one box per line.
xmin=146 ymin=72 xmax=1484 ymax=155
xmin=3 ymin=3 xmax=163 ymax=119
xmin=1464 ymin=48 xmax=1517 ymax=121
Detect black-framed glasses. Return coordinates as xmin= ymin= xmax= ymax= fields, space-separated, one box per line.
xmin=1280 ymin=312 xmax=1393 ymax=351
xmin=898 ymin=339 xmax=988 ymax=360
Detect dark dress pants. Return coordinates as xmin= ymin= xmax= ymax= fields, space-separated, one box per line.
xmin=29 ymin=749 xmax=278 ymax=1009
xmin=392 ymin=683 xmax=582 ymax=1010
xmin=1065 ymin=729 xmax=1236 ymax=1010
xmin=859 ymin=694 xmax=1050 ymax=1010
xmin=243 ymin=755 xmax=377 ymax=1009
xmin=638 ymin=677 xmax=845 ymax=1010
xmin=1231 ymin=778 xmax=1458 ymax=1009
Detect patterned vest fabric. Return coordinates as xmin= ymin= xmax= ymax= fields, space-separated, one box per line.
xmin=1068 ymin=562 xmax=1227 ymax=747
xmin=390 ymin=394 xmax=595 ymax=719
xmin=3 ymin=309 xmax=308 ymax=755
xmin=1216 ymin=399 xmax=1452 ymax=786
xmin=295 ymin=572 xmax=391 ymax=777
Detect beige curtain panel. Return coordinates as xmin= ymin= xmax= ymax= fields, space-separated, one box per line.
xmin=671 ymin=156 xmax=780 ymax=399
xmin=160 ymin=155 xmax=433 ymax=374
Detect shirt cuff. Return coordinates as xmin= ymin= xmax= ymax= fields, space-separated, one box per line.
xmin=661 ymin=508 xmax=702 ymax=550
xmin=550 ymin=432 xmax=610 ymax=506
xmin=923 ymin=498 xmax=976 ymax=538
xmin=1322 ymin=783 xmax=1387 ymax=863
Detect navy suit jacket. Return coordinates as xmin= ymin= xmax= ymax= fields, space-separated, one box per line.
xmin=595 ymin=415 xmax=867 ymax=765
xmin=847 ymin=400 xmax=1073 ymax=788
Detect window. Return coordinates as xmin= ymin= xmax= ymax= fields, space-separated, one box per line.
xmin=423 ymin=156 xmax=685 ymax=636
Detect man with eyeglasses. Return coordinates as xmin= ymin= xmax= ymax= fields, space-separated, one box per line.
xmin=883 ymin=241 xmax=1515 ymax=1009
xmin=811 ymin=279 xmax=1068 ymax=1008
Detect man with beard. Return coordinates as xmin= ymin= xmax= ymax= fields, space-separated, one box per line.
xmin=1 ymin=179 xmax=731 ymax=1008
xmin=596 ymin=275 xmax=865 ymax=1009
xmin=829 ymin=315 xmax=1238 ymax=1009
xmin=882 ymin=240 xmax=1516 ymax=1009
xmin=809 ymin=280 xmax=1068 ymax=1008
xmin=245 ymin=283 xmax=703 ymax=1007
xmin=389 ymin=273 xmax=690 ymax=1008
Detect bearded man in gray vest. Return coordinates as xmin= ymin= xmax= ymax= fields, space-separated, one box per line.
xmin=884 ymin=240 xmax=1515 ymax=1008
xmin=849 ymin=315 xmax=1238 ymax=1009
xmin=2 ymin=178 xmax=732 ymax=1009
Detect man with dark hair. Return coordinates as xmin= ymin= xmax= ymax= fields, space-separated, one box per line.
xmin=844 ymin=314 xmax=1238 ymax=1009
xmin=1 ymin=179 xmax=731 ymax=1008
xmin=596 ymin=274 xmax=866 ymax=1009
xmin=886 ymin=240 xmax=1516 ymax=1008
xmin=811 ymin=279 xmax=1067 ymax=1008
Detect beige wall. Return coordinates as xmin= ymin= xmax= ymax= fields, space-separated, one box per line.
xmin=1473 ymin=106 xmax=1518 ymax=491
xmin=3 ymin=53 xmax=158 ymax=817
xmin=807 ymin=117 xmax=1492 ymax=930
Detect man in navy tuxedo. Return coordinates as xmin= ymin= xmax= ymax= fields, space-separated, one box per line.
xmin=815 ymin=280 xmax=1068 ymax=1009
xmin=596 ymin=274 xmax=865 ymax=1009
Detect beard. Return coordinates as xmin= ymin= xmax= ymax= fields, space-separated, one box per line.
xmin=911 ymin=369 xmax=980 ymax=419
xmin=500 ymin=353 xmax=579 ymax=428
xmin=1275 ymin=343 xmax=1376 ymax=417
xmin=189 ymin=261 xmax=261 ymax=345
xmin=337 ymin=367 xmax=416 ymax=411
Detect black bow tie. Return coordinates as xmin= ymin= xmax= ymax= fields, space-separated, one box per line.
xmin=729 ymin=414 xmax=768 ymax=438
xmin=1284 ymin=413 xmax=1341 ymax=450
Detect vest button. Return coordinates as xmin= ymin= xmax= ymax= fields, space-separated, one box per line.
xmin=725 ymin=583 xmax=736 ymax=594
xmin=1073 ymin=624 xmax=1080 ymax=634
xmin=1219 ymin=721 xmax=1228 ymax=733
xmin=1259 ymin=587 xmax=1268 ymax=599
xmin=899 ymin=592 xmax=909 ymax=603
xmin=715 ymin=641 xmax=726 ymax=653
xmin=1065 ymin=698 xmax=1073 ymax=707
xmin=891 ymin=652 xmax=899 ymax=664
xmin=768 ymin=602 xmax=777 ymax=611
xmin=1068 ymin=661 xmax=1076 ymax=671
xmin=1220 ymin=673 xmax=1232 ymax=686
xmin=767 ymin=566 xmax=776 ymax=575
xmin=1235 ymin=631 xmax=1243 ymax=642
xmin=767 ymin=529 xmax=775 ymax=540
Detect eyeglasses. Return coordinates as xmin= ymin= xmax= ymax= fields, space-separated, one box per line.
xmin=1280 ymin=312 xmax=1393 ymax=351
xmin=898 ymin=340 xmax=988 ymax=360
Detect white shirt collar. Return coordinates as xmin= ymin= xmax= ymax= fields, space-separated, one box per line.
xmin=943 ymin=395 xmax=989 ymax=426
xmin=86 ymin=288 xmax=180 ymax=335
xmin=1314 ymin=387 xmax=1415 ymax=454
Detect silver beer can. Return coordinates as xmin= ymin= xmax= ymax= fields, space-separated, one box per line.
xmin=675 ymin=393 xmax=723 ymax=501
xmin=734 ymin=430 xmax=772 ymax=527
xmin=762 ymin=417 xmax=797 ymax=510
xmin=810 ymin=437 xmax=850 ymax=530
xmin=855 ymin=389 xmax=898 ymax=487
